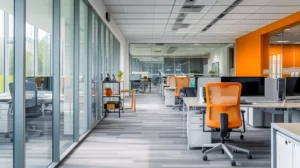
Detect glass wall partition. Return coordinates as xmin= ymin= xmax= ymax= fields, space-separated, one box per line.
xmin=0 ymin=1 xmax=13 ymax=167
xmin=0 ymin=0 xmax=122 ymax=166
xmin=79 ymin=0 xmax=88 ymax=135
xmin=60 ymin=0 xmax=74 ymax=153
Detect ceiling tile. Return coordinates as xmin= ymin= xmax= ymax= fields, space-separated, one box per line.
xmin=222 ymin=14 xmax=249 ymax=19
xmin=122 ymin=6 xmax=155 ymax=13
xmin=185 ymin=14 xmax=205 ymax=19
xmin=216 ymin=20 xmax=239 ymax=24
xmin=155 ymin=0 xmax=175 ymax=5
xmin=230 ymin=6 xmax=260 ymax=13
xmin=197 ymin=19 xmax=213 ymax=24
xmin=202 ymin=14 xmax=219 ymax=19
xmin=182 ymin=19 xmax=199 ymax=24
xmin=214 ymin=0 xmax=236 ymax=5
xmin=239 ymin=0 xmax=271 ymax=5
xmin=111 ymin=14 xmax=126 ymax=19
xmin=120 ymin=0 xmax=155 ymax=5
xmin=194 ymin=0 xmax=217 ymax=5
xmin=207 ymin=6 xmax=229 ymax=13
xmin=266 ymin=0 xmax=300 ymax=5
xmin=236 ymin=19 xmax=277 ymax=25
xmin=245 ymin=13 xmax=290 ymax=19
xmin=254 ymin=6 xmax=300 ymax=14
xmin=155 ymin=6 xmax=173 ymax=13
xmin=107 ymin=6 xmax=124 ymax=13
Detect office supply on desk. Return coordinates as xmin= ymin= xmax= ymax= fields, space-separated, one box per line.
xmin=285 ymin=77 xmax=300 ymax=100
xmin=202 ymin=82 xmax=251 ymax=166
xmin=8 ymin=82 xmax=44 ymax=142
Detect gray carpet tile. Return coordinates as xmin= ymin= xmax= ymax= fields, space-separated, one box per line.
xmin=59 ymin=88 xmax=271 ymax=168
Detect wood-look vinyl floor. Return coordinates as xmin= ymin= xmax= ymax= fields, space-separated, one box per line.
xmin=59 ymin=89 xmax=271 ymax=168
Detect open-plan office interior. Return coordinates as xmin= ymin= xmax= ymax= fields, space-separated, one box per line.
xmin=1 ymin=0 xmax=300 ymax=167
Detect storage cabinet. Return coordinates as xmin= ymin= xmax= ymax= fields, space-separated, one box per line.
xmin=187 ymin=112 xmax=211 ymax=149
xmin=276 ymin=133 xmax=293 ymax=168
xmin=0 ymin=102 xmax=13 ymax=134
xmin=293 ymin=142 xmax=300 ymax=168
xmin=275 ymin=132 xmax=300 ymax=168
xmin=165 ymin=89 xmax=175 ymax=106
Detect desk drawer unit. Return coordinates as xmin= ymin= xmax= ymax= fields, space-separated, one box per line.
xmin=0 ymin=103 xmax=13 ymax=133
xmin=187 ymin=114 xmax=211 ymax=149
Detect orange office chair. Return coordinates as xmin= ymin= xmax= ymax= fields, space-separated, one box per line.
xmin=201 ymin=82 xmax=252 ymax=166
xmin=173 ymin=76 xmax=190 ymax=109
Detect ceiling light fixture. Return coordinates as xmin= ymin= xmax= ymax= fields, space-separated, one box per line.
xmin=277 ymin=41 xmax=290 ymax=43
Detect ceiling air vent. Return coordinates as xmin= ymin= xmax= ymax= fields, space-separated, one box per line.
xmin=166 ymin=47 xmax=178 ymax=54
xmin=180 ymin=5 xmax=204 ymax=13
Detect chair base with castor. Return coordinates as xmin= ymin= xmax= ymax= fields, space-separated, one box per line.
xmin=202 ymin=112 xmax=252 ymax=166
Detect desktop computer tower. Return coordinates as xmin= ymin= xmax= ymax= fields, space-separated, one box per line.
xmin=265 ymin=78 xmax=285 ymax=101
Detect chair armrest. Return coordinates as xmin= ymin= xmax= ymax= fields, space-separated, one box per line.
xmin=240 ymin=109 xmax=246 ymax=133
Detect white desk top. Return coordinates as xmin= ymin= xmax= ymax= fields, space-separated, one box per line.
xmin=273 ymin=123 xmax=300 ymax=137
xmin=183 ymin=97 xmax=300 ymax=108
xmin=165 ymin=87 xmax=175 ymax=90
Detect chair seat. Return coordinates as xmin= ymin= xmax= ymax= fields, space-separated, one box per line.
xmin=207 ymin=120 xmax=242 ymax=129
xmin=26 ymin=106 xmax=43 ymax=118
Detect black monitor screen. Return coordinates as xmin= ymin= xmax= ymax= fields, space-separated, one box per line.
xmin=285 ymin=77 xmax=300 ymax=97
xmin=221 ymin=77 xmax=265 ymax=97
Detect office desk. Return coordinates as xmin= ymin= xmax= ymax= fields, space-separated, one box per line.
xmin=183 ymin=98 xmax=300 ymax=149
xmin=183 ymin=98 xmax=300 ymax=123
xmin=160 ymin=84 xmax=169 ymax=97
xmin=164 ymin=87 xmax=175 ymax=106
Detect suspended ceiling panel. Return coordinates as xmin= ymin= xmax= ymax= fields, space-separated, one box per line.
xmin=102 ymin=0 xmax=300 ymax=43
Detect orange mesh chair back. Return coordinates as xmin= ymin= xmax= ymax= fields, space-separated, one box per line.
xmin=174 ymin=77 xmax=190 ymax=97
xmin=205 ymin=82 xmax=242 ymax=129
xmin=167 ymin=76 xmax=175 ymax=87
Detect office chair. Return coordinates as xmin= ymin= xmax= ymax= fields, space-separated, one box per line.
xmin=178 ymin=87 xmax=196 ymax=110
xmin=8 ymin=82 xmax=44 ymax=142
xmin=173 ymin=77 xmax=190 ymax=109
xmin=202 ymin=82 xmax=251 ymax=166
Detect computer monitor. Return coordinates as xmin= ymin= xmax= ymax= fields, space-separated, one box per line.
xmin=285 ymin=77 xmax=300 ymax=100
xmin=221 ymin=77 xmax=265 ymax=97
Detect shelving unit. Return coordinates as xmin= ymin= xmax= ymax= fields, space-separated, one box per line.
xmin=102 ymin=81 xmax=123 ymax=118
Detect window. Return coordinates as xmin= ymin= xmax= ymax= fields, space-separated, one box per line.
xmin=37 ymin=29 xmax=51 ymax=77
xmin=0 ymin=10 xmax=4 ymax=92
xmin=26 ymin=23 xmax=34 ymax=77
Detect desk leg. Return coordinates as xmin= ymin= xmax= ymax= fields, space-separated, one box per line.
xmin=271 ymin=128 xmax=277 ymax=168
xmin=284 ymin=109 xmax=292 ymax=123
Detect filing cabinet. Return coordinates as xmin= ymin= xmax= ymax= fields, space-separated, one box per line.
xmin=0 ymin=102 xmax=13 ymax=134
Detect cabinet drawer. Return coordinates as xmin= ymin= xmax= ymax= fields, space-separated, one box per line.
xmin=0 ymin=110 xmax=8 ymax=116
xmin=0 ymin=104 xmax=9 ymax=109
xmin=190 ymin=123 xmax=203 ymax=130
xmin=190 ymin=131 xmax=211 ymax=147
xmin=190 ymin=117 xmax=203 ymax=124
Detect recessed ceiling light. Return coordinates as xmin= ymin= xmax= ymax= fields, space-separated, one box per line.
xmin=277 ymin=41 xmax=290 ymax=43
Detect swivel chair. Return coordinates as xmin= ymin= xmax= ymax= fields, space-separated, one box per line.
xmin=202 ymin=82 xmax=252 ymax=166
xmin=173 ymin=76 xmax=190 ymax=109
xmin=9 ymin=81 xmax=44 ymax=142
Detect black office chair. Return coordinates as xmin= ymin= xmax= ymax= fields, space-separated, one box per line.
xmin=8 ymin=82 xmax=44 ymax=142
xmin=178 ymin=87 xmax=197 ymax=110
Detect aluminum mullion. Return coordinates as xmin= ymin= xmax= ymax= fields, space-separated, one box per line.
xmin=52 ymin=0 xmax=60 ymax=162
xmin=4 ymin=13 xmax=9 ymax=93
xmin=13 ymin=0 xmax=26 ymax=167
xmin=73 ymin=0 xmax=80 ymax=142
xmin=86 ymin=9 xmax=92 ymax=130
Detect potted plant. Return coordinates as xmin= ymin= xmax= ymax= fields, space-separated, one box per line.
xmin=209 ymin=70 xmax=217 ymax=76
xmin=117 ymin=70 xmax=123 ymax=81
xmin=190 ymin=69 xmax=200 ymax=74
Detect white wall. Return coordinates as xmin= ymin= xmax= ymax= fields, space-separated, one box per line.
xmin=88 ymin=0 xmax=129 ymax=89
xmin=208 ymin=44 xmax=233 ymax=76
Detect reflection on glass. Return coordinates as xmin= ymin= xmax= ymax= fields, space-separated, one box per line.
xmin=0 ymin=10 xmax=4 ymax=92
xmin=91 ymin=12 xmax=98 ymax=124
xmin=269 ymin=24 xmax=300 ymax=77
xmin=60 ymin=0 xmax=74 ymax=153
xmin=79 ymin=0 xmax=88 ymax=135
xmin=25 ymin=0 xmax=53 ymax=167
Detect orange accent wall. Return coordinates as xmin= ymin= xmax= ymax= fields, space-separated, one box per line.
xmin=235 ymin=11 xmax=300 ymax=76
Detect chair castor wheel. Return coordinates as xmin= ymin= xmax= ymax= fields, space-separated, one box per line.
xmin=231 ymin=160 xmax=236 ymax=166
xmin=40 ymin=132 xmax=44 ymax=136
xmin=248 ymin=153 xmax=252 ymax=159
xmin=240 ymin=134 xmax=244 ymax=140
xmin=203 ymin=155 xmax=208 ymax=161
xmin=202 ymin=148 xmax=206 ymax=153
xmin=221 ymin=149 xmax=224 ymax=154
